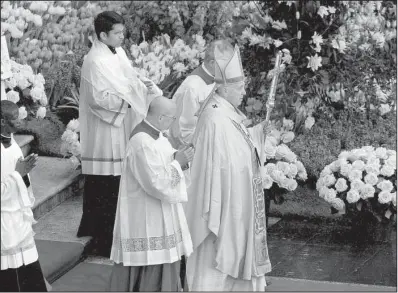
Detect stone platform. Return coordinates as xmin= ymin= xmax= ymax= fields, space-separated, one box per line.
xmin=34 ymin=196 xmax=91 ymax=283
xmin=31 ymin=156 xmax=84 ymax=220
xmin=14 ymin=134 xmax=34 ymax=157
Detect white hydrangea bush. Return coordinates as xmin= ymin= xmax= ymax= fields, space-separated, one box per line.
xmin=60 ymin=118 xmax=81 ymax=169
xmin=4 ymin=59 xmax=48 ymax=119
xmin=316 ymin=146 xmax=397 ymax=220
xmin=260 ymin=118 xmax=308 ymax=192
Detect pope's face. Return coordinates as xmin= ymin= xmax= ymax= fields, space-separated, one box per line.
xmin=226 ymin=81 xmax=246 ymax=107
xmin=100 ymin=23 xmax=125 ymax=48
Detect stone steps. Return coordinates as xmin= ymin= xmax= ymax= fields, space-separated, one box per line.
xmin=14 ymin=134 xmax=83 ymax=220
xmin=12 ymin=135 xmax=91 ymax=284
xmin=33 ymin=195 xmax=91 ymax=283
xmin=30 ymin=156 xmax=84 ymax=220
xmin=28 ymin=156 xmax=88 ymax=283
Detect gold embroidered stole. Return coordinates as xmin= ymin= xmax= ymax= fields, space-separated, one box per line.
xmin=230 ymin=119 xmax=269 ymax=272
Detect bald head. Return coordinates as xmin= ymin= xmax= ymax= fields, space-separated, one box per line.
xmin=146 ymin=96 xmax=177 ymax=131
xmin=147 ymin=96 xmax=176 ymax=116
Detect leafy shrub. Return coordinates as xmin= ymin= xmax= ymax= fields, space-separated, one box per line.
xmin=16 ymin=111 xmax=66 ymax=157
xmin=290 ymin=108 xmax=397 ymax=184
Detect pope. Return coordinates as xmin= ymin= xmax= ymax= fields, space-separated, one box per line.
xmin=184 ymin=41 xmax=273 ymax=291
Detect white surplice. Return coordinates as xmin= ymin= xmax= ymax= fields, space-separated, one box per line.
xmin=110 ymin=123 xmax=193 ymax=266
xmin=79 ymin=39 xmax=162 ymax=176
xmin=185 ymin=94 xmax=271 ymax=291
xmin=1 ymin=136 xmax=38 ymax=270
xmin=169 ymin=64 xmax=215 ymax=190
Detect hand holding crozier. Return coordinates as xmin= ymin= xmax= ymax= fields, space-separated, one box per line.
xmin=263 ymin=120 xmax=273 ymax=136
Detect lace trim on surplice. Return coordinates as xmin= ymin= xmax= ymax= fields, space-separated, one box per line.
xmin=170 ymin=165 xmax=181 ymax=188
xmin=113 ymin=229 xmax=183 ymax=252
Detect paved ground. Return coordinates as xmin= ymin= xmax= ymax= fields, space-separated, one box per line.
xmin=49 ymin=217 xmax=397 ymax=291
xmin=51 ymin=256 xmax=396 ymax=292
xmin=34 ymin=195 xmax=397 ymax=291
xmin=266 ymin=219 xmax=397 ymax=287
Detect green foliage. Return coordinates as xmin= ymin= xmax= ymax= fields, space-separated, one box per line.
xmin=235 ymin=1 xmax=397 ymax=134
xmin=16 ymin=111 xmax=66 ymax=157
xmin=290 ymin=107 xmax=397 ymax=183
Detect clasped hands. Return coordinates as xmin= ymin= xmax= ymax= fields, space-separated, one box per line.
xmin=174 ymin=144 xmax=195 ymax=168
xmin=15 ymin=153 xmax=39 ymax=177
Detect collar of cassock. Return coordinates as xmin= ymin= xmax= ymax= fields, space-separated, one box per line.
xmin=107 ymin=45 xmax=117 ymax=54
xmin=188 ymin=64 xmax=215 ymax=85
xmin=96 ymin=39 xmax=117 ymax=54
xmin=130 ymin=120 xmax=168 ymax=140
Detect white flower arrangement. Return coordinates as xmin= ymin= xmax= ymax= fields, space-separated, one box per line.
xmin=316 ymin=146 xmax=397 ymax=220
xmin=60 ymin=119 xmax=81 ymax=169
xmin=260 ymin=118 xmax=307 ymax=192
xmin=4 ymin=59 xmax=48 ymax=119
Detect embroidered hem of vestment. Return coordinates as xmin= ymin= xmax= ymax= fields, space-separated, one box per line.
xmin=113 ymin=229 xmax=183 ymax=252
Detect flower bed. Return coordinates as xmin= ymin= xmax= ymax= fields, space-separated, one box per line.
xmin=1 ymin=1 xmax=396 ymax=219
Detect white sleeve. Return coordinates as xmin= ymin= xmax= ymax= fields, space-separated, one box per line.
xmin=1 ymin=171 xmax=33 ymax=208
xmin=117 ymin=48 xmax=163 ymax=100
xmin=84 ymin=60 xmax=150 ymax=127
xmin=130 ymin=144 xmax=187 ymax=204
xmin=174 ymin=87 xmax=200 ymax=145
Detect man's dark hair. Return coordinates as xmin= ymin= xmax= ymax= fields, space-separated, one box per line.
xmin=1 ymin=100 xmax=19 ymax=120
xmin=94 ymin=11 xmax=125 ymax=40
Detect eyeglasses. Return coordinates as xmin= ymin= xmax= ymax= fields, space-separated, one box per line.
xmin=161 ymin=114 xmax=176 ymax=121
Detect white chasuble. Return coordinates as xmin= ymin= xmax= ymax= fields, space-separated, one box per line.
xmin=79 ymin=40 xmax=162 ymax=176
xmin=185 ymin=94 xmax=271 ymax=291
xmin=110 ymin=122 xmax=192 ymax=266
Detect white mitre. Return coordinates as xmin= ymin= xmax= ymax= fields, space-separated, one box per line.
xmin=214 ymin=41 xmax=244 ymax=85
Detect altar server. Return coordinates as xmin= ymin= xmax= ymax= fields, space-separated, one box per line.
xmin=109 ymin=96 xmax=194 ymax=291
xmin=77 ymin=11 xmax=162 ymax=257
xmin=0 ymin=100 xmax=48 ymax=292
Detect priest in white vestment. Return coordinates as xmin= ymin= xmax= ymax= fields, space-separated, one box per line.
xmin=77 ymin=11 xmax=162 ymax=257
xmin=0 ymin=101 xmax=48 ymax=291
xmin=109 ymin=97 xmax=194 ymax=291
xmin=169 ymin=40 xmax=229 ymax=192
xmin=185 ymin=41 xmax=272 ymax=291
xmin=169 ymin=40 xmax=229 ymax=149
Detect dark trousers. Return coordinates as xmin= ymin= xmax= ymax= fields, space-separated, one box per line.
xmin=0 ymin=260 xmax=47 ymax=292
xmin=77 ymin=175 xmax=121 ymax=257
